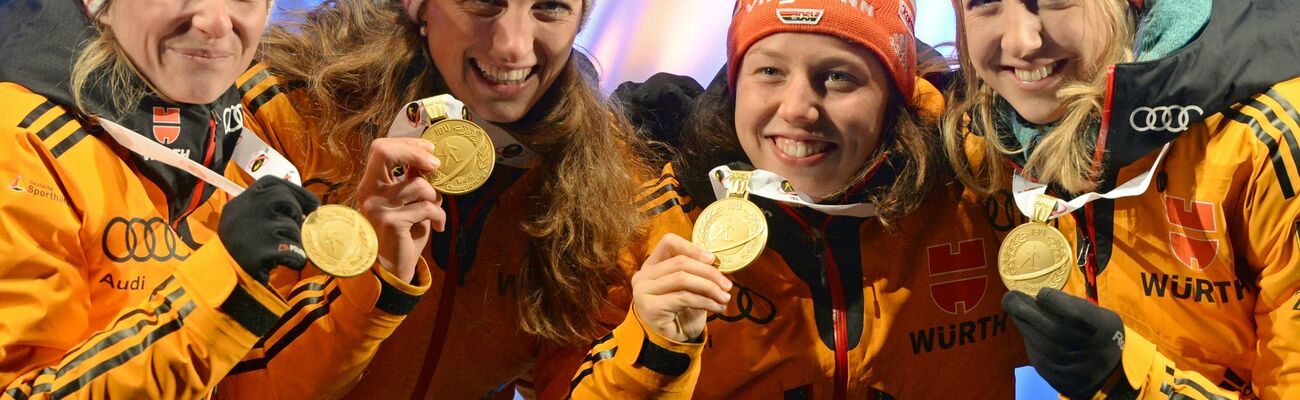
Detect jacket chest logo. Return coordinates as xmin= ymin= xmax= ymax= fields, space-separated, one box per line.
xmin=151 ymin=107 xmax=182 ymax=145
xmin=925 ymin=239 xmax=988 ymax=315
xmin=1163 ymin=195 xmax=1221 ymax=271
xmin=101 ymin=216 xmax=192 ymax=263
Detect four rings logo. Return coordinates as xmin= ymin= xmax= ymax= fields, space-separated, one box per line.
xmin=1130 ymin=105 xmax=1204 ymax=133
xmin=102 ymin=217 xmax=191 ymax=263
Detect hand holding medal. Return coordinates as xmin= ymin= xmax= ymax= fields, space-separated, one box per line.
xmin=998 ymin=195 xmax=1071 ymax=295
xmin=692 ymin=170 xmax=769 ymax=273
xmin=96 ymin=119 xmax=379 ymax=278
xmin=391 ymin=95 xmax=496 ymax=195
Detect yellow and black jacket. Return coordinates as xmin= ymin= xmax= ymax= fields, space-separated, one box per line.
xmin=569 ymin=81 xmax=1027 ymax=399
xmin=975 ymin=1 xmax=1300 ymax=398
xmin=235 ymin=62 xmax=685 ymax=399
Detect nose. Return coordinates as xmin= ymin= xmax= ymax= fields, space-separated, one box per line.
xmin=191 ymin=0 xmax=234 ymax=39
xmin=775 ymin=76 xmax=821 ymax=126
xmin=486 ymin=8 xmax=535 ymax=65
xmin=1000 ymin=3 xmax=1043 ymax=59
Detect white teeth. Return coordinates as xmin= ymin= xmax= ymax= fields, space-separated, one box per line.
xmin=774 ymin=137 xmax=830 ymax=158
xmin=1014 ymin=64 xmax=1055 ymax=83
xmin=475 ymin=61 xmax=532 ymax=84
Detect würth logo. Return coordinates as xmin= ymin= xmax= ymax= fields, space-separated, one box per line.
xmin=776 ymin=8 xmax=823 ymax=25
xmin=152 ymin=107 xmax=182 ymax=144
xmin=926 ymin=239 xmax=988 ymax=315
xmin=1164 ymin=195 xmax=1220 ymax=271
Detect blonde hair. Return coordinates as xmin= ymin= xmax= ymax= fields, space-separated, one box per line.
xmin=70 ymin=3 xmax=152 ymax=118
xmin=259 ymin=0 xmax=652 ymax=344
xmin=941 ymin=0 xmax=1136 ymax=194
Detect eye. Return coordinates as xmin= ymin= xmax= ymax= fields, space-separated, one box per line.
xmin=464 ymin=0 xmax=504 ymax=15
xmin=533 ymin=1 xmax=575 ymax=21
xmin=965 ymin=0 xmax=999 ymax=7
xmin=824 ymin=71 xmax=860 ymax=89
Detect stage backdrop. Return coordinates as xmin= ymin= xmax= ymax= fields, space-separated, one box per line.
xmin=268 ymin=1 xmax=1056 ymax=398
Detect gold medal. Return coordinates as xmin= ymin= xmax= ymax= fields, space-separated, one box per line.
xmin=421 ymin=119 xmax=495 ymax=195
xmin=692 ymin=170 xmax=768 ymax=273
xmin=998 ymin=195 xmax=1071 ymax=296
xmin=302 ymin=204 xmax=379 ymax=277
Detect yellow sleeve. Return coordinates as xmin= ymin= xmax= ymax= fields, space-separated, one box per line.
xmin=1097 ymin=328 xmax=1240 ymax=400
xmin=0 ymin=91 xmax=289 ymax=399
xmin=214 ymin=64 xmax=435 ymax=399
xmin=214 ymin=259 xmax=431 ymax=399
xmin=1235 ymin=82 xmax=1300 ymax=400
xmin=567 ymin=309 xmax=705 ymax=399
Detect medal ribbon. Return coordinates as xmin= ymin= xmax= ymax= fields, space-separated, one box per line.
xmin=1011 ymin=143 xmax=1171 ymax=221
xmin=98 ymin=119 xmax=302 ymax=197
xmin=708 ymin=165 xmax=878 ymax=218
xmin=386 ymin=95 xmax=539 ymax=169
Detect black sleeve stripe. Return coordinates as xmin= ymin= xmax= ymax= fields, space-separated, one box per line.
xmin=61 ymin=276 xmax=179 ymax=359
xmin=51 ymin=301 xmax=198 ymax=399
xmin=251 ymin=279 xmax=334 ymax=349
xmin=1171 ymin=378 xmax=1232 ymax=400
xmin=634 ymin=335 xmax=691 ymax=377
xmin=637 ymin=171 xmax=678 ymax=191
xmin=238 ymin=68 xmax=271 ymax=97
xmin=229 ymin=286 xmax=343 ymax=375
xmin=50 ymin=129 xmax=89 ymax=158
xmin=2 ymin=369 xmax=48 ymax=400
xmin=17 ymin=101 xmax=55 ymax=130
xmin=642 ymin=197 xmax=683 ymax=218
xmin=33 ymin=112 xmax=74 ymax=141
xmin=285 ymin=281 xmax=328 ymax=304
xmin=589 ymin=332 xmax=614 ymax=347
xmin=1221 ymin=367 xmax=1247 ymax=387
xmin=247 ymin=80 xmax=306 ymax=116
xmin=634 ymin=183 xmax=678 ymax=209
xmin=219 ymin=285 xmax=282 ymax=337
xmin=1229 ymin=109 xmax=1296 ymax=199
xmin=1246 ymin=96 xmax=1300 ymax=199
xmin=57 ymin=286 xmax=187 ymax=376
xmin=375 ymin=269 xmax=422 ymax=315
xmin=584 ymin=348 xmax=616 ymax=364
xmin=566 ymin=367 xmax=594 ymax=398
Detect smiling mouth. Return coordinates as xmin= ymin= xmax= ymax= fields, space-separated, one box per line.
xmin=773 ymin=137 xmax=836 ymax=159
xmin=1010 ymin=60 xmax=1064 ymax=83
xmin=472 ymin=59 xmax=537 ymax=85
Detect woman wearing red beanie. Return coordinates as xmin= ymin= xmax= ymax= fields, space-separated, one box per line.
xmin=569 ymin=0 xmax=1027 ymax=398
xmin=943 ymin=0 xmax=1300 ymax=398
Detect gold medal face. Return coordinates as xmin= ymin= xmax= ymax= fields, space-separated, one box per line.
xmin=302 ymin=205 xmax=379 ymax=278
xmin=692 ymin=197 xmax=768 ymax=273
xmin=998 ymin=221 xmax=1071 ymax=296
xmin=421 ymin=119 xmax=495 ymax=195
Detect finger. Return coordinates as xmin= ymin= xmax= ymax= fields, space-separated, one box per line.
xmin=660 ymin=291 xmax=727 ymax=314
xmin=644 ymin=254 xmax=732 ymax=293
xmin=371 ymin=200 xmax=447 ymax=232
xmin=365 ymin=138 xmax=440 ymax=182
xmin=647 ymin=233 xmax=717 ymax=267
xmin=262 ymin=183 xmax=307 ymax=222
xmin=284 ymin=180 xmax=321 ymax=214
xmin=1035 ymin=288 xmax=1101 ymax=325
xmin=385 ymin=176 xmax=441 ymax=206
xmin=638 ymin=270 xmax=731 ymax=305
xmin=1002 ymin=291 xmax=1088 ymax=344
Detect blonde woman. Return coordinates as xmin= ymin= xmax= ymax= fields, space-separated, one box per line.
xmin=224 ymin=0 xmax=682 ymax=398
xmin=944 ymin=0 xmax=1300 ymax=398
xmin=0 ymin=0 xmax=433 ymax=398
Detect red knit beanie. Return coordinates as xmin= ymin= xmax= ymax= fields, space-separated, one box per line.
xmin=728 ymin=0 xmax=918 ymax=104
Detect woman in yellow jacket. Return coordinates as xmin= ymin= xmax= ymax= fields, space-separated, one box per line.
xmin=0 ymin=0 xmax=440 ymax=398
xmin=226 ymin=0 xmax=673 ymax=398
xmin=943 ymin=0 xmax=1300 ymax=398
xmin=569 ymin=0 xmax=1029 ymax=398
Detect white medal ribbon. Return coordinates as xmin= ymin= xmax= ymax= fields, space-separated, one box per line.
xmin=708 ymin=165 xmax=878 ymax=218
xmin=1011 ymin=143 xmax=1171 ymax=220
xmin=98 ymin=118 xmax=301 ymax=197
xmin=386 ymin=94 xmax=540 ymax=169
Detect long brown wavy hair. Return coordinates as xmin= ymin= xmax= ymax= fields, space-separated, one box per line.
xmin=678 ymin=59 xmax=951 ymax=229
xmin=258 ymin=0 xmax=651 ymax=344
xmin=941 ymin=0 xmax=1136 ymax=194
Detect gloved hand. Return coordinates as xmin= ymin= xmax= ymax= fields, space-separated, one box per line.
xmin=1003 ymin=288 xmax=1125 ymax=400
xmin=219 ymin=176 xmax=320 ymax=284
xmin=613 ymin=72 xmax=704 ymax=147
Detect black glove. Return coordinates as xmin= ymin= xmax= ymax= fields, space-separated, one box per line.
xmin=1003 ymin=288 xmax=1125 ymax=400
xmin=219 ymin=176 xmax=320 ymax=284
xmin=613 ymin=72 xmax=704 ymax=147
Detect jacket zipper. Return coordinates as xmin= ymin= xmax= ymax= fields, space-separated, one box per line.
xmin=781 ymin=205 xmax=849 ymax=400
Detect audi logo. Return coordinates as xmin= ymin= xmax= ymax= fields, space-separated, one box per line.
xmin=1129 ymin=105 xmax=1204 ymax=133
xmin=101 ymin=217 xmax=191 ymax=263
